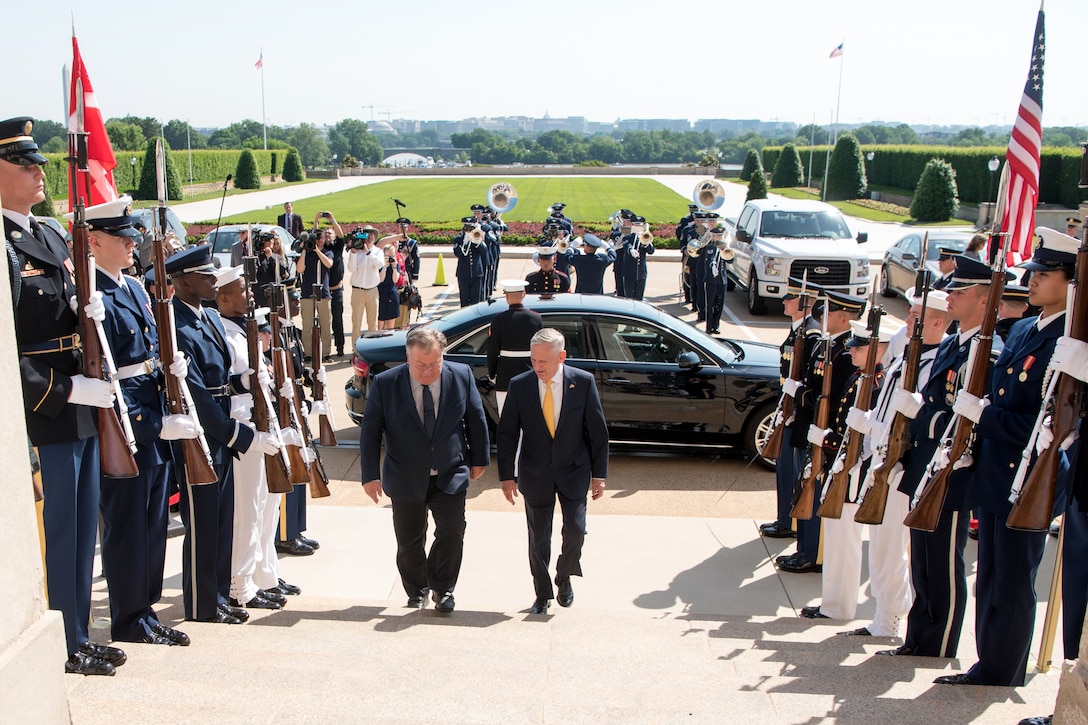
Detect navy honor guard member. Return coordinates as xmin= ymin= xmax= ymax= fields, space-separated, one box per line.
xmin=1 ymin=117 xmax=130 ymax=675
xmin=72 ymin=196 xmax=198 ymax=649
xmin=167 ymin=244 xmax=283 ymax=625
xmin=498 ymin=328 xmax=609 ymax=615
xmin=361 ymin=327 xmax=491 ymax=613
xmin=487 ymin=279 xmax=543 ymax=415
xmin=567 ymin=234 xmax=616 ymax=295
xmin=525 ymin=247 xmax=570 ymax=296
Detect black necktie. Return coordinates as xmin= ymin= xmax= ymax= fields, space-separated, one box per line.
xmin=28 ymin=218 xmax=46 ymax=244
xmin=422 ymin=385 xmax=435 ymax=438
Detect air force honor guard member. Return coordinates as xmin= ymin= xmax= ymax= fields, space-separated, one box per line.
xmin=487 ymin=279 xmax=543 ymax=415
xmin=454 ymin=216 xmax=486 ymax=307
xmin=1 ymin=117 xmax=126 ymax=675
xmin=167 ymin=244 xmax=283 ymax=625
xmin=567 ymin=234 xmax=616 ymax=295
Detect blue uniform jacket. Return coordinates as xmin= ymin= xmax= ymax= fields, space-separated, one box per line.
xmin=453 ymin=235 xmax=485 ymax=278
xmin=568 ymin=248 xmax=615 ymax=295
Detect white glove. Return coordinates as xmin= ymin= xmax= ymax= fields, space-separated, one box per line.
xmin=890 ymin=389 xmax=923 ymax=419
xmin=807 ymin=425 xmax=829 ymax=446
xmin=782 ymin=378 xmax=801 ymax=398
xmin=301 ymin=401 xmax=311 ymax=417
xmin=281 ymin=427 xmax=305 ymax=448
xmin=68 ymin=374 xmax=115 ymax=408
xmin=1050 ymin=336 xmax=1088 ymax=384
xmin=310 ymin=400 xmax=328 ymax=417
xmin=932 ymin=445 xmax=951 ymax=471
xmin=252 ymin=431 xmax=283 ymax=456
xmin=316 ymin=366 xmax=327 ymax=385
xmin=279 ymin=379 xmax=295 ymax=401
xmin=868 ymin=419 xmax=888 ymax=444
xmin=69 ymin=295 xmax=78 ymax=313
xmin=169 ymin=352 xmax=188 ymax=381
xmin=1036 ymin=418 xmax=1079 ymax=454
xmin=771 ymin=409 xmax=783 ymax=429
xmin=258 ymin=365 xmax=272 ymax=390
xmin=301 ymin=446 xmax=317 ymax=464
xmin=952 ymin=391 xmax=989 ymax=424
xmin=242 ymin=366 xmax=272 ymax=392
xmin=845 ymin=407 xmax=872 ymax=435
xmin=83 ymin=291 xmax=106 ymax=322
xmin=829 ymin=455 xmax=845 ymax=475
xmin=160 ymin=414 xmax=200 ymax=440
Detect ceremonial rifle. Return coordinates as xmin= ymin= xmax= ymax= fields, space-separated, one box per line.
xmin=268 ymin=280 xmax=312 ymax=485
xmin=790 ymin=294 xmax=832 ymax=520
xmin=278 ymin=303 xmax=330 ymax=499
xmin=310 ymin=260 xmax=338 ymax=447
xmin=761 ymin=273 xmax=810 ymax=460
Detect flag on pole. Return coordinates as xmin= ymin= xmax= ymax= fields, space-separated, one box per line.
xmin=829 ymin=43 xmax=843 ymax=58
xmin=255 ymin=52 xmax=263 ymax=70
xmin=68 ymin=34 xmax=118 ymax=209
xmin=1000 ymin=8 xmax=1045 ymax=265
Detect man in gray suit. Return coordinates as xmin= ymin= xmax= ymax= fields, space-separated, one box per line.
xmin=498 ymin=328 xmax=609 ymax=614
xmin=361 ymin=327 xmax=490 ymax=613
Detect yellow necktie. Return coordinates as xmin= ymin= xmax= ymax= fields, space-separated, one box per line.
xmin=543 ymin=381 xmax=555 ymax=437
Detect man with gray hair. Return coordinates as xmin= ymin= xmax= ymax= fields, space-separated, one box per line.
xmin=360 ymin=326 xmax=490 ymax=613
xmin=498 ymin=328 xmax=609 ymax=614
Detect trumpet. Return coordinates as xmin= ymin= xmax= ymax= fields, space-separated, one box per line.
xmin=639 ymin=230 xmax=654 ymax=247
xmin=557 ymin=236 xmax=582 ymax=253
xmin=716 ymin=240 xmax=735 ymax=261
xmin=487 ymin=182 xmax=518 ymax=214
xmin=468 ymin=227 xmax=486 ymax=245
xmin=693 ymin=180 xmax=726 ymax=211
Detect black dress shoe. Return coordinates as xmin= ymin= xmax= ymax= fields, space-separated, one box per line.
xmin=801 ymin=606 xmax=829 ymax=619
xmin=231 ymin=594 xmax=282 ymax=610
xmin=556 ymin=579 xmax=574 ymax=608
xmin=776 ymin=551 xmax=802 ymax=564
xmin=934 ymin=673 xmax=977 ymax=686
xmin=218 ymin=603 xmax=250 ymax=622
xmin=433 ymin=591 xmax=455 ymax=613
xmin=838 ymin=627 xmax=872 ymax=636
xmin=78 ymin=641 xmax=126 ymax=667
xmin=761 ymin=522 xmax=797 ymax=539
xmin=276 ymin=539 xmax=315 ymax=556
xmin=530 ymin=598 xmax=551 ymax=614
xmin=968 ymin=526 xmax=979 ymax=540
xmin=258 ymin=588 xmax=288 ymax=606
xmin=65 ymin=652 xmax=115 ymax=676
xmin=275 ymin=578 xmax=302 ymax=596
xmin=187 ymin=611 xmax=242 ymax=625
xmin=780 ymin=556 xmax=822 ymax=573
xmin=298 ymin=535 xmax=320 ymax=550
xmin=407 ymin=595 xmax=426 ymax=609
xmin=150 ymin=624 xmax=190 ymax=646
xmin=1019 ymin=716 xmax=1053 ymax=725
xmin=141 ymin=633 xmax=177 ymax=646
xmin=877 ymin=645 xmax=915 ymax=656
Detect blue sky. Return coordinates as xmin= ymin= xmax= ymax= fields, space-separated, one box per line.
xmin=3 ymin=0 xmax=1084 ymax=131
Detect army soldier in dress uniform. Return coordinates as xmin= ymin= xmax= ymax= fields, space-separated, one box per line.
xmin=487 ymin=279 xmax=543 ymax=415
xmin=548 ymin=202 xmax=573 ymax=234
xmin=936 ymin=229 xmax=1077 ymax=688
xmin=526 ymin=247 xmax=570 ymax=296
xmin=167 ymin=244 xmax=283 ymax=625
xmin=1 ymin=117 xmax=127 ymax=675
xmin=567 ymin=234 xmax=616 ymax=295
xmin=73 ymin=197 xmax=198 ymax=648
xmin=454 ymin=216 xmax=486 ymax=307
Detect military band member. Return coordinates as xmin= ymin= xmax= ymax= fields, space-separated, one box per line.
xmin=701 ymin=226 xmax=731 ymax=334
xmin=480 ymin=207 xmax=503 ymax=295
xmin=620 ymin=215 xmax=654 ymax=301
xmin=539 ymin=219 xmax=574 ymax=278
xmin=685 ymin=212 xmax=711 ymax=320
xmin=548 ymin=202 xmax=573 ymax=234
xmin=487 ymin=279 xmax=543 ymax=415
xmin=454 ymin=216 xmax=486 ymax=307
xmin=526 ymin=247 xmax=570 ymax=296
xmin=610 ymin=210 xmax=633 ymax=297
xmin=567 ymin=234 xmax=616 ymax=295
xmin=937 ymin=229 xmax=1077 ymax=687
xmin=677 ymin=203 xmax=699 ymax=305
xmin=1 ymin=117 xmax=128 ymax=675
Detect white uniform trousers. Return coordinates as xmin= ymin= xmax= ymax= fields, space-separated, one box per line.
xmin=230 ymin=441 xmax=282 ymax=602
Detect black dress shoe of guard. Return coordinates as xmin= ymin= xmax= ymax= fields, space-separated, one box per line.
xmin=231 ymin=594 xmax=282 ymax=610
xmin=934 ymin=673 xmax=978 ymax=686
xmin=530 ymin=598 xmax=551 ymax=615
xmin=407 ymin=595 xmax=426 ymax=609
xmin=968 ymin=527 xmax=979 ymax=540
xmin=1019 ymin=716 xmax=1053 ymax=725
xmin=775 ymin=551 xmax=800 ymax=564
xmin=141 ymin=633 xmax=177 ymax=646
xmin=218 ymin=603 xmax=250 ymax=622
xmin=780 ymin=557 xmax=821 ymax=573
xmin=150 ymin=624 xmax=190 ymax=646
xmin=258 ymin=588 xmax=288 ymax=606
xmin=433 ymin=591 xmax=455 ymax=613
xmin=838 ymin=627 xmax=872 ymax=636
xmin=556 ymin=579 xmax=574 ymax=608
xmin=801 ymin=606 xmax=829 ymax=619
xmin=188 ymin=611 xmax=242 ymax=625
xmin=761 ymin=523 xmax=797 ymax=539
xmin=78 ymin=641 xmax=127 ymax=667
xmin=298 ymin=535 xmax=320 ymax=550
xmin=65 ymin=653 xmax=115 ymax=676
xmin=275 ymin=578 xmax=302 ymax=596
xmin=276 ymin=539 xmax=315 ymax=556
xmin=877 ymin=645 xmax=915 ymax=656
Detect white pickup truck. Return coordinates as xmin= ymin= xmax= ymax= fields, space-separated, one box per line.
xmin=723 ymin=199 xmax=871 ymax=314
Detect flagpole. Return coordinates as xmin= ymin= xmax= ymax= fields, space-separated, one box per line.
xmin=822 ymin=111 xmax=833 ymax=201
xmin=807 ymin=112 xmax=815 ymax=190
xmin=832 ymin=38 xmax=844 ymax=147
xmin=260 ymin=48 xmax=267 ymax=150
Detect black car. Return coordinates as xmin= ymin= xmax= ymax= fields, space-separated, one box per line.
xmin=345 ymin=294 xmax=782 ymax=468
xmin=878 ymin=231 xmax=975 ymax=300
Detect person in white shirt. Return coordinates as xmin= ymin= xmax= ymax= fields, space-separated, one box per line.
xmin=345 ymin=225 xmax=385 ymax=340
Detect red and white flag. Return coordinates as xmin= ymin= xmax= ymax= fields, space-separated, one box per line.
xmin=829 ymin=43 xmax=843 ymax=59
xmin=1001 ymin=8 xmax=1045 ymax=265
xmin=255 ymin=52 xmax=263 ymax=70
xmin=68 ymin=34 xmax=118 ymax=209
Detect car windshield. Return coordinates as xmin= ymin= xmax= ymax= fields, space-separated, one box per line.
xmin=205 ymin=230 xmax=240 ymax=255
xmin=925 ymin=238 xmax=969 ymax=261
xmin=759 ymin=211 xmax=852 ymax=239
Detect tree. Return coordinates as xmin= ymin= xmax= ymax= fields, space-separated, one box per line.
xmin=327 ymin=119 xmax=370 ymax=159
xmin=163 ymin=119 xmax=206 ymax=150
xmin=451 ymin=128 xmax=493 ymax=149
xmin=282 ymin=148 xmax=304 ymax=182
xmin=699 ymin=153 xmax=719 ymax=167
xmin=586 ymin=135 xmax=622 ymax=163
xmin=234 ymin=148 xmax=261 ymax=189
xmin=739 ymin=148 xmax=762 ymax=181
xmin=208 ymin=128 xmax=242 ymax=149
xmin=105 ymin=120 xmax=146 ymax=151
xmin=113 ymin=116 xmax=161 ymax=141
xmin=136 ymin=138 xmax=182 ymax=201
xmin=747 ymin=170 xmax=768 ymax=201
xmin=910 ymin=158 xmax=959 ymax=222
xmin=289 ymin=123 xmax=330 ymax=167
xmin=771 ymin=143 xmax=805 ymax=187
xmin=31 ymin=119 xmax=66 ymax=150
xmin=795 ymin=124 xmax=829 ymax=146
xmin=824 ymin=134 xmax=867 ymax=201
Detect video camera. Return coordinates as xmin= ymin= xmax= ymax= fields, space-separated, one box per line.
xmin=348 ymin=229 xmax=372 ymax=250
xmin=300 ymin=231 xmax=318 ymax=251
xmin=254 ymin=230 xmax=276 ymax=251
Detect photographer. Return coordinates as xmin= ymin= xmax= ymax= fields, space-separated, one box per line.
xmin=315 ymin=212 xmax=347 ymax=357
xmin=345 ymin=224 xmax=385 ymax=341
xmin=395 ymin=217 xmax=420 ymax=328
xmin=295 ymin=227 xmax=334 ymax=362
xmin=253 ymin=231 xmax=291 ymax=308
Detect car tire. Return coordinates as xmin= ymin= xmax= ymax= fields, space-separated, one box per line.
xmin=747 ymin=271 xmax=767 ymax=315
xmin=746 ymin=403 xmax=778 ymax=471
xmin=878 ymin=266 xmax=895 ymax=298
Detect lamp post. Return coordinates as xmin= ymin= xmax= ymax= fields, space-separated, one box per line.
xmin=130 ymin=156 xmax=136 ymax=189
xmin=987 ymin=156 xmax=1000 ymax=226
xmin=865 ymin=152 xmax=875 ymax=200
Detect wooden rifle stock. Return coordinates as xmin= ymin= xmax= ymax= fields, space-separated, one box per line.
xmin=281 ymin=322 xmax=331 ymax=498
xmin=762 ymin=291 xmax=811 ymax=460
xmin=268 ymin=294 xmax=312 ymax=485
xmin=310 ymin=278 xmax=337 ymax=447
xmin=790 ymin=324 xmax=833 ymax=520
xmin=1007 ymin=238 xmax=1088 ymax=531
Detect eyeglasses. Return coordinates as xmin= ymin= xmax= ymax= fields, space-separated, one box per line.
xmin=408 ymin=359 xmax=443 ymax=372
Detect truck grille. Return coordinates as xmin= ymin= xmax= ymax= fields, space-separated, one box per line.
xmin=789 ymin=260 xmax=852 ymax=287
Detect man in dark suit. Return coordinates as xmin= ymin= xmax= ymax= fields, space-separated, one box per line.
xmin=277 ymin=201 xmax=304 ymax=238
xmin=498 ymin=328 xmax=609 ymax=614
xmin=361 ymin=327 xmax=490 ymax=613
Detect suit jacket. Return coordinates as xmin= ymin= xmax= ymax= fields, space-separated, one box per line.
xmin=360 ymin=361 xmax=490 ymax=502
xmin=497 ymin=365 xmax=609 ymax=500
xmin=278 ymin=212 xmax=304 ymax=238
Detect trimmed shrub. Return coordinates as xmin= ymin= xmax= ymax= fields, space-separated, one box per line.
xmin=910 ymin=158 xmax=960 ymax=222
xmin=771 ymin=143 xmax=805 ymax=187
xmin=747 ymin=171 xmax=769 ymax=201
xmin=282 ymin=149 xmax=304 ymax=182
xmin=234 ymin=149 xmax=261 ymax=189
xmin=136 ymin=138 xmax=183 ymax=201
xmin=740 ymin=148 xmax=762 ymax=181
xmin=825 ymin=134 xmax=867 ymax=201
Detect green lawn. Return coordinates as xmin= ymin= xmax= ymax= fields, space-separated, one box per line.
xmin=766 ymin=186 xmax=972 ymax=226
xmin=219 ymin=177 xmax=689 ymax=226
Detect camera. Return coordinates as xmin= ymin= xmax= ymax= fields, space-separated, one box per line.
xmin=349 ymin=230 xmax=371 ymax=250
xmin=299 ymin=231 xmax=317 ymax=251
xmin=255 ymin=231 xmax=275 ymax=251
xmin=321 ymin=211 xmax=332 ymax=219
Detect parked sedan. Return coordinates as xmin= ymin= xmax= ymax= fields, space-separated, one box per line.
xmin=345 ymin=294 xmax=783 ymax=468
xmin=878 ymin=231 xmax=975 ymax=300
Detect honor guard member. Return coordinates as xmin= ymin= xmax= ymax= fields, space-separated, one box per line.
xmin=701 ymin=226 xmax=731 ymax=334
xmin=996 ymin=284 xmax=1030 ymax=342
xmin=74 ymin=196 xmax=197 ymax=648
xmin=567 ymin=234 xmax=616 ymax=295
xmin=879 ymin=254 xmax=1006 ymax=660
xmin=610 ymin=210 xmax=633 ymax=297
xmin=938 ymin=229 xmax=1077 ymax=687
xmin=932 ymin=246 xmax=959 ymax=290
xmin=526 ymin=247 xmax=570 ymax=297
xmin=619 ymin=215 xmax=655 ymax=301
xmin=548 ymin=202 xmax=573 ymax=233
xmin=167 ymin=244 xmax=283 ymax=625
xmin=1 ymin=118 xmax=129 ymax=675
xmin=539 ymin=218 xmax=574 ymax=278
xmin=1067 ymin=217 xmax=1082 ymax=241
xmin=480 ymin=208 xmax=503 ymax=295
xmin=801 ymin=318 xmax=891 ymax=621
xmin=761 ymin=279 xmax=822 ymax=539
xmin=685 ymin=213 xmax=709 ymax=320
xmin=454 ymin=216 xmax=486 ymax=307
xmin=487 ymin=279 xmax=544 ymax=415
xmin=678 ymin=203 xmax=699 ymax=304
xmin=779 ymin=290 xmax=865 ymax=573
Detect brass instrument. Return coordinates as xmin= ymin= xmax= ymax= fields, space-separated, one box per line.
xmin=468 ymin=227 xmax=486 ymax=246
xmin=557 ymin=236 xmax=582 ymax=253
xmin=693 ymin=180 xmax=726 ymax=211
xmin=487 ymin=182 xmax=518 ymax=214
xmin=686 ymin=240 xmax=704 ymax=257
xmin=716 ymin=240 xmax=735 ymax=261
xmin=639 ymin=230 xmax=654 ymax=247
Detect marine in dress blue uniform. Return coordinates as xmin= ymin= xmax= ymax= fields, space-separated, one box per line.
xmin=454 ymin=216 xmax=486 ymax=307
xmin=525 ymin=247 xmax=570 ymax=296
xmin=567 ymin=234 xmax=615 ymax=295
xmin=487 ymin=279 xmax=543 ymax=415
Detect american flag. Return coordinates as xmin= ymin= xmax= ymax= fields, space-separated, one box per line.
xmin=829 ymin=43 xmax=843 ymax=59
xmin=1001 ymin=9 xmax=1045 ymax=265
xmin=254 ymin=53 xmax=263 ymax=70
